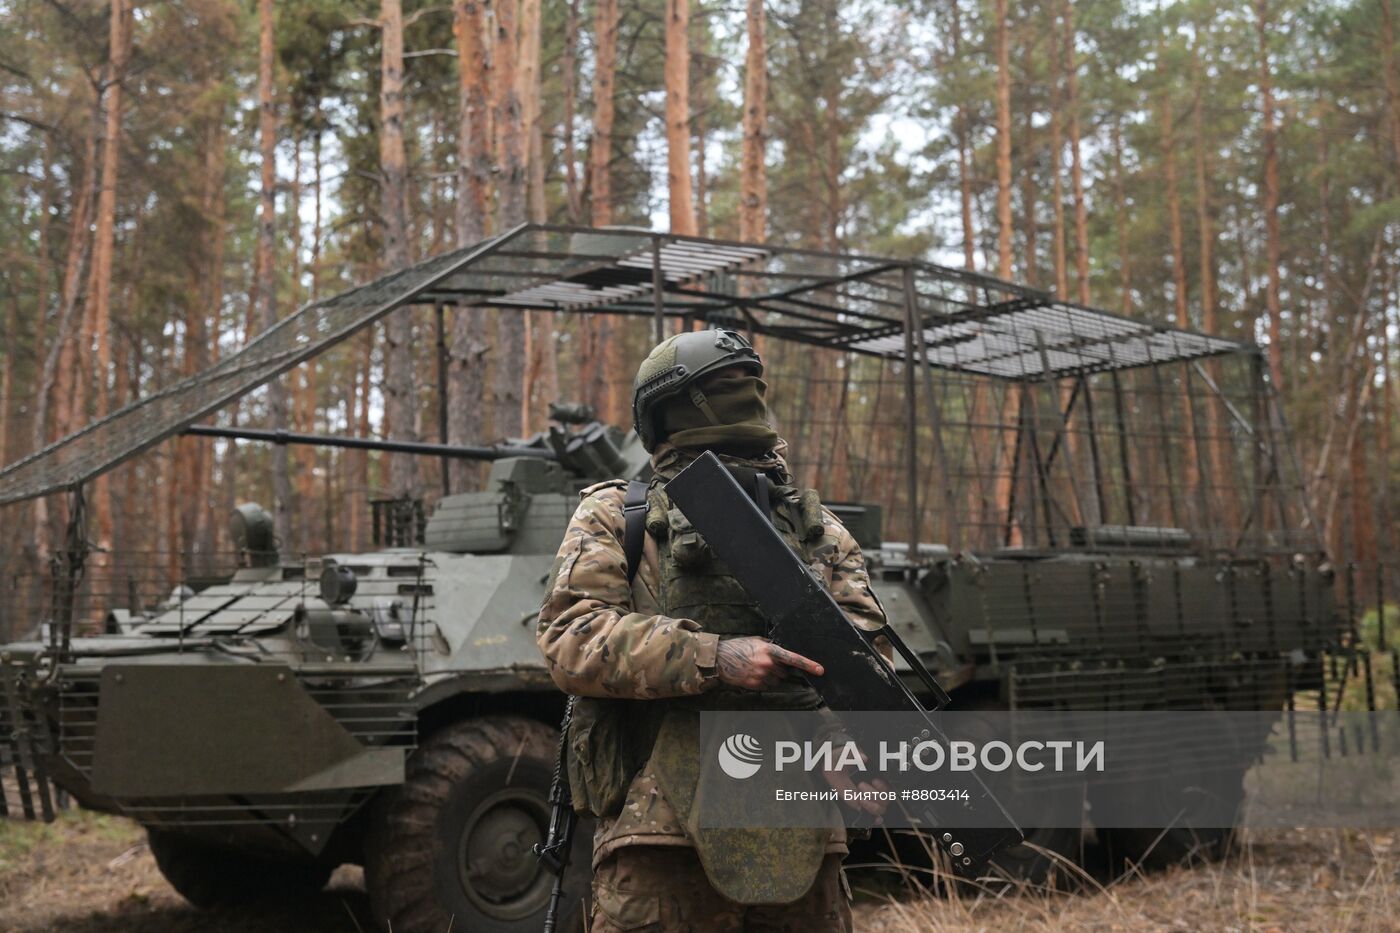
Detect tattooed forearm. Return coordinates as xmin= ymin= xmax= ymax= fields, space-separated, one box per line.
xmin=714 ymin=636 xmax=825 ymax=691
xmin=717 ymin=637 xmax=760 ymax=685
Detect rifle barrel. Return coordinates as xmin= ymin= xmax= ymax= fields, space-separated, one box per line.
xmin=183 ymin=424 xmax=557 ymax=462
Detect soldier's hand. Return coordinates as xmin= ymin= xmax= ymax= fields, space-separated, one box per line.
xmin=715 ymin=636 xmax=824 ymax=691
xmin=823 ymin=768 xmax=890 ymax=820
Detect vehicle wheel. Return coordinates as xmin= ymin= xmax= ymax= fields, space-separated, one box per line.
xmin=979 ymin=825 xmax=1081 ymax=886
xmin=147 ymin=828 xmax=333 ymax=908
xmin=365 ymin=715 xmax=591 ymax=933
xmin=1099 ymin=712 xmax=1245 ymax=870
xmin=954 ymin=699 xmax=1082 ymax=888
xmin=1103 ymin=776 xmax=1241 ymax=871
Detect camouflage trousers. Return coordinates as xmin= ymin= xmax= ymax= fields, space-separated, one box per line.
xmin=589 ymin=846 xmax=852 ymax=932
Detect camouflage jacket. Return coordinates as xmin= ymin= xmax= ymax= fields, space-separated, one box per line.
xmin=535 ymin=444 xmax=887 ymax=861
xmin=536 ymin=446 xmax=887 ymax=698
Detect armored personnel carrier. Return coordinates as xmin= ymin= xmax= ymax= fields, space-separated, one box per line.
xmin=0 ymin=226 xmax=1345 ymax=925
xmin=1 ymin=410 xmax=643 ymax=931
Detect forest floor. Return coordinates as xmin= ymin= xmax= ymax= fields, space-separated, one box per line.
xmin=0 ymin=808 xmax=1396 ymax=932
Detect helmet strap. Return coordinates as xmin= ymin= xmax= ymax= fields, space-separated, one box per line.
xmin=687 ymin=386 xmax=723 ymax=426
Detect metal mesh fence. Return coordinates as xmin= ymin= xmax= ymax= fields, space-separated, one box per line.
xmin=4 ymin=550 xmax=242 ymax=644
xmin=0 ymin=225 xmax=1246 ymax=510
xmin=0 ymin=234 xmax=514 ymax=505
xmin=762 ymin=342 xmax=1314 ymax=557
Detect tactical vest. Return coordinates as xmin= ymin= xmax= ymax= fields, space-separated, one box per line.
xmin=651 ymin=470 xmax=825 ymax=638
xmin=566 ymin=469 xmax=832 ymax=810
xmin=565 ymin=465 xmax=839 ymax=903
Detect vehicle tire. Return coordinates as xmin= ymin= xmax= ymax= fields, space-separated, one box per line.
xmin=1099 ymin=711 xmax=1245 ymax=870
xmin=1102 ymin=780 xmax=1241 ymax=870
xmin=364 ymin=715 xmax=591 ymax=933
xmin=979 ymin=825 xmax=1081 ymax=887
xmin=147 ymin=828 xmax=334 ymax=908
xmin=954 ymin=698 xmax=1082 ymax=888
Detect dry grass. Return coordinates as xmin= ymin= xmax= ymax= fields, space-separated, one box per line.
xmin=0 ymin=809 xmax=374 ymax=932
xmin=852 ymin=828 xmax=1400 ymax=932
xmin=1 ymin=810 xmax=1397 ymax=932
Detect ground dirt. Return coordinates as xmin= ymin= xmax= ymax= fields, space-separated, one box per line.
xmin=0 ymin=811 xmax=1396 ymax=932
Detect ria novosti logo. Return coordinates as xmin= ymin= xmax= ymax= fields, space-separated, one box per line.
xmin=716 ymin=732 xmax=1106 ymax=779
xmin=717 ymin=733 xmax=764 ymax=779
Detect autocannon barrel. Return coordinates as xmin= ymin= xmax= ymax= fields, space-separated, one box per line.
xmin=183 ymin=424 xmax=558 ymax=462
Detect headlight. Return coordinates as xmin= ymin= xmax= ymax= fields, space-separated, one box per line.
xmin=319 ymin=564 xmax=358 ymax=604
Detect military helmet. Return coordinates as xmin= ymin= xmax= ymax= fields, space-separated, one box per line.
xmin=632 ymin=329 xmax=763 ymax=451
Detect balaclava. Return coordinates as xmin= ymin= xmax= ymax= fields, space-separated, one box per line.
xmin=656 ymin=369 xmax=780 ymax=457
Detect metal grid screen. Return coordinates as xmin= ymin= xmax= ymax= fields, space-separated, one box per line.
xmin=2 ymin=224 xmax=1258 ymax=533
xmin=763 ymin=341 xmax=1316 ymax=556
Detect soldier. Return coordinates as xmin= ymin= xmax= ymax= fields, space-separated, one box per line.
xmin=537 ymin=328 xmax=888 ymax=932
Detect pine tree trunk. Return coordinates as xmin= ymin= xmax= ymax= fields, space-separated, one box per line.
xmin=1377 ymin=0 xmax=1400 ymax=537
xmin=29 ymin=142 xmax=53 ymax=454
xmin=1163 ymin=98 xmax=1188 ymax=330
xmin=1191 ymin=31 xmax=1228 ymax=508
xmin=519 ymin=0 xmax=544 ymax=225
xmin=1192 ymin=47 xmax=1217 ymax=333
xmin=1349 ymin=390 xmax=1378 ymax=564
xmin=990 ymin=0 xmax=1017 ymax=535
xmin=590 ymin=0 xmax=620 ymax=420
xmin=494 ymin=0 xmax=526 ymax=228
xmin=1159 ymin=37 xmax=1204 ymax=504
xmin=738 ymin=0 xmax=766 ymax=244
xmin=163 ymin=422 xmax=179 ymax=584
xmin=1045 ymin=2 xmax=1087 ymax=523
xmin=1049 ymin=21 xmax=1067 ymax=299
xmin=822 ymin=110 xmax=842 ymax=250
xmin=994 ymin=0 xmax=1013 ymax=280
xmin=664 ymin=0 xmax=696 ymax=235
xmin=379 ymin=0 xmax=420 ymax=499
xmin=355 ymin=331 xmax=374 ymax=545
xmin=1062 ymin=0 xmax=1089 ymax=304
xmin=67 ymin=298 xmax=90 ymax=439
xmin=290 ymin=133 xmax=318 ymax=548
xmin=1255 ymin=0 xmax=1285 ymax=391
xmin=695 ymin=76 xmax=708 ymax=237
xmin=1016 ymin=2 xmax=1041 ymax=282
xmin=1019 ymin=105 xmax=1038 ymax=285
xmin=1317 ymin=120 xmax=1332 ymax=350
xmin=87 ymin=0 xmax=132 ymax=565
xmin=180 ymin=110 xmax=226 ymax=566
xmin=51 ymin=199 xmax=93 ymax=449
xmin=23 ymin=142 xmax=53 ymax=463
xmin=251 ymin=0 xmax=295 ymax=546
xmin=518 ymin=0 xmax=554 ymax=428
xmin=498 ymin=0 xmax=529 ymax=226
xmin=312 ymin=120 xmax=324 ymax=302
xmin=1112 ymin=117 xmax=1131 ymax=315
xmin=949 ymin=0 xmax=975 ymax=271
xmin=448 ymin=0 xmax=489 ymax=490
xmin=590 ymin=0 xmax=618 ymax=227
xmin=454 ymin=0 xmax=492 ymax=241
xmin=0 ymin=294 xmax=15 ymax=466
xmin=1312 ymin=232 xmax=1385 ymax=530
xmin=739 ymin=0 xmax=767 ymax=244
xmin=35 ymin=97 xmax=100 ymax=559
xmin=490 ymin=0 xmax=526 ymax=438
xmin=7 ymin=147 xmax=52 ymax=476
xmin=562 ymin=0 xmax=582 ymax=222
xmin=1381 ymin=278 xmax=1394 ymax=560
xmin=340 ymin=381 xmax=354 ymax=549
xmin=1382 ymin=0 xmax=1400 ymax=210
xmin=114 ymin=214 xmax=143 ymax=558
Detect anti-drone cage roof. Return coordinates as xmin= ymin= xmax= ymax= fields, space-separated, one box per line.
xmin=0 ymin=224 xmax=1251 ymax=505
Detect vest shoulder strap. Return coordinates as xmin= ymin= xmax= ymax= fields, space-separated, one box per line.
xmin=623 ymin=479 xmax=649 ymax=584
